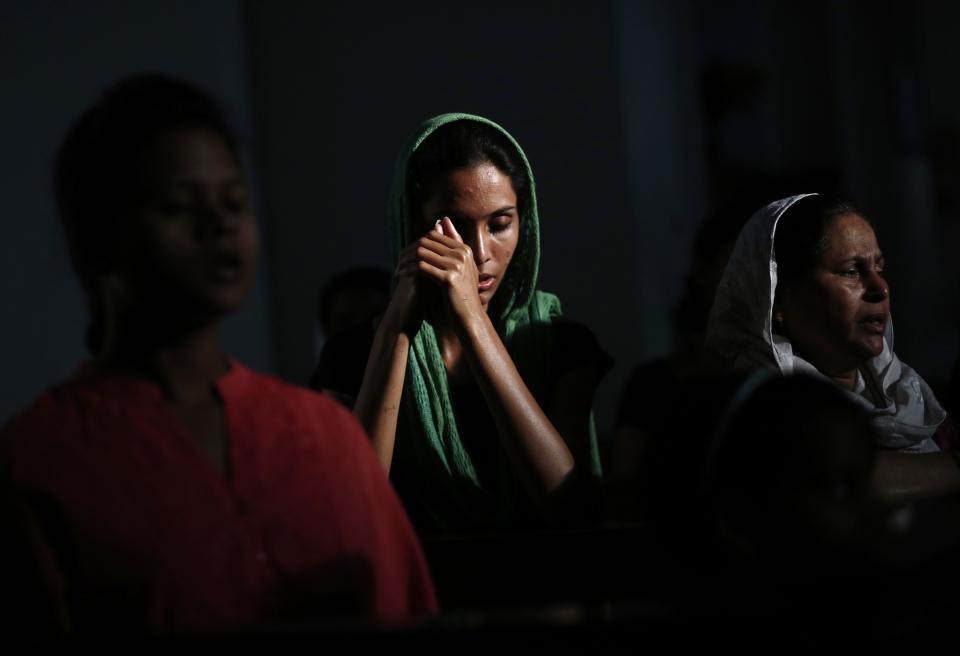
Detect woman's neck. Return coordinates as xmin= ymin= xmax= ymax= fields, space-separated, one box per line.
xmin=97 ymin=304 xmax=228 ymax=402
xmin=788 ymin=339 xmax=860 ymax=392
xmin=827 ymin=369 xmax=859 ymax=392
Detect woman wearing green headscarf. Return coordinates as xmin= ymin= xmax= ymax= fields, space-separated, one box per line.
xmin=313 ymin=114 xmax=610 ymax=535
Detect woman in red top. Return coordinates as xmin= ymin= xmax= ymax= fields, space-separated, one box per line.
xmin=0 ymin=74 xmax=435 ymax=633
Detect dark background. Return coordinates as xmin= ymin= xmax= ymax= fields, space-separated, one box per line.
xmin=3 ymin=0 xmax=958 ymax=436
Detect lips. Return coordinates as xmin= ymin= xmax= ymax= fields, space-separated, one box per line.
xmin=478 ymin=274 xmax=495 ymax=292
xmin=859 ymin=313 xmax=887 ymax=335
xmin=209 ymin=251 xmax=245 ymax=282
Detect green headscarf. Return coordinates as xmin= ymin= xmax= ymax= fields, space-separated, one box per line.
xmin=388 ymin=113 xmax=602 ymax=532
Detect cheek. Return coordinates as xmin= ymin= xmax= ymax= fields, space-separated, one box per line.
xmin=146 ymin=224 xmax=196 ymax=265
xmin=499 ymin=231 xmax=519 ymax=266
xmin=821 ymin=286 xmax=861 ymax=331
xmin=785 ymin=285 xmax=845 ymax=342
xmin=119 ymin=219 xmax=184 ymax=277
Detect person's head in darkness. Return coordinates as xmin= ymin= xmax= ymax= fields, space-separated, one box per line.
xmin=672 ymin=200 xmax=755 ymax=354
xmin=318 ymin=266 xmax=391 ymax=339
xmin=54 ymin=73 xmax=257 ymax=356
xmin=705 ymin=373 xmax=882 ymax=568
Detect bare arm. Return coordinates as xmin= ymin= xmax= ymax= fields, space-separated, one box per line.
xmin=458 ymin=311 xmax=582 ymax=498
xmin=871 ymin=451 xmax=960 ymax=505
xmin=352 ymin=244 xmax=423 ymax=472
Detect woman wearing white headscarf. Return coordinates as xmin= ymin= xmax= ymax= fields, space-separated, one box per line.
xmin=707 ymin=193 xmax=959 ymax=503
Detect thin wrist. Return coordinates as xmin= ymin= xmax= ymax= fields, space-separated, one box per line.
xmin=456 ymin=309 xmax=495 ymax=345
xmin=376 ymin=310 xmax=414 ymax=343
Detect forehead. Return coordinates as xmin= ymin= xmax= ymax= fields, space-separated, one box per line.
xmin=139 ymin=126 xmax=239 ymax=181
xmin=428 ymin=163 xmax=516 ymax=204
xmin=823 ymin=213 xmax=879 ymax=256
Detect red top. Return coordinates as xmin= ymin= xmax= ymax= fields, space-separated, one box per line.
xmin=0 ymin=361 xmax=436 ymax=632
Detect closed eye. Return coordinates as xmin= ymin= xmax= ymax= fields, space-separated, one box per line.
xmin=489 ymin=206 xmax=516 ymax=234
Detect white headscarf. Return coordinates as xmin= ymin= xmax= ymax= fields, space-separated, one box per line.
xmin=706 ymin=194 xmax=945 ymax=452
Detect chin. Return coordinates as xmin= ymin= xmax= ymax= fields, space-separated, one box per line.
xmin=204 ymin=283 xmax=252 ymax=309
xmin=852 ymin=342 xmax=884 ymax=363
xmin=867 ymin=337 xmax=886 ymax=357
xmin=179 ymin=290 xmax=247 ymax=321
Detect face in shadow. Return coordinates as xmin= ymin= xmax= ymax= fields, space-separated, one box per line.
xmin=107 ymin=125 xmax=259 ymax=323
xmin=777 ymin=213 xmax=889 ymax=377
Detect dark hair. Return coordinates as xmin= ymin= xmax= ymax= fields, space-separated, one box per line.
xmin=672 ymin=198 xmax=757 ymax=340
xmin=406 ymin=120 xmax=528 ymax=229
xmin=53 ymin=73 xmax=238 ymax=352
xmin=317 ymin=266 xmax=392 ymax=334
xmin=773 ymin=195 xmax=865 ymax=290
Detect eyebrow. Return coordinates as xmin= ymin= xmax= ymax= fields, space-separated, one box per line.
xmin=842 ymin=253 xmax=884 ymax=265
xmin=430 ymin=206 xmax=517 ymax=222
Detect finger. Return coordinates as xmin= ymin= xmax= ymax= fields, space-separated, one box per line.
xmin=418 ymin=240 xmax=475 ymax=270
xmin=417 ymin=259 xmax=450 ymax=283
xmin=440 ymin=217 xmax=464 ymax=244
xmin=417 ymin=235 xmax=462 ymax=257
xmin=416 ymin=246 xmax=457 ymax=270
xmin=419 ymin=230 xmax=464 ymax=252
xmin=433 ymin=219 xmax=443 ymax=234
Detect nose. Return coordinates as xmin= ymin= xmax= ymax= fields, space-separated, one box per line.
xmin=194 ymin=199 xmax=238 ymax=239
xmin=467 ymin=229 xmax=490 ymax=266
xmin=863 ymin=269 xmax=889 ymax=303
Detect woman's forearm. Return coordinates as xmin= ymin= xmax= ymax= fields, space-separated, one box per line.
xmin=871 ymin=451 xmax=960 ymax=505
xmin=458 ymin=314 xmax=577 ymax=503
xmin=353 ymin=324 xmax=411 ymax=473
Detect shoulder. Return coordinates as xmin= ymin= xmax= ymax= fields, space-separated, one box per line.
xmin=0 ymin=374 xmax=104 ymax=483
xmin=2 ymin=374 xmax=96 ymax=445
xmin=530 ymin=290 xmax=563 ymax=319
xmin=525 ymin=290 xmax=602 ymax=353
xmin=2 ymin=394 xmax=57 ymax=455
xmin=548 ymin=317 xmax=614 ymax=381
xmin=504 ymin=291 xmax=613 ymax=385
xmin=227 ymin=363 xmax=383 ymax=461
xmin=227 ymin=362 xmax=359 ymax=429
